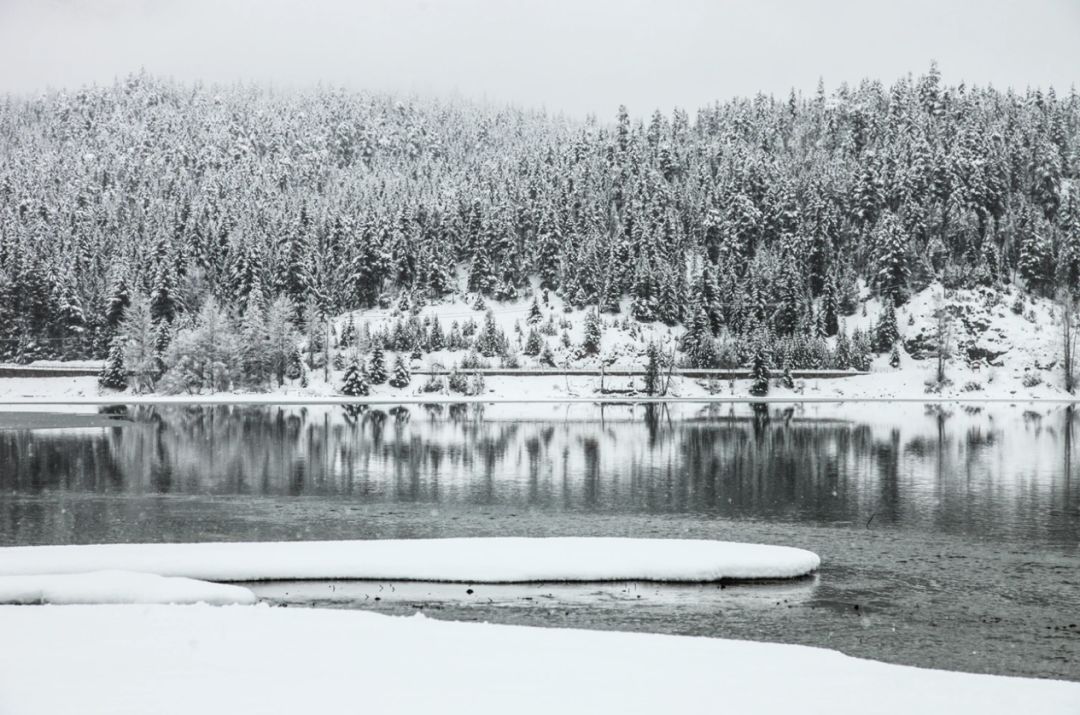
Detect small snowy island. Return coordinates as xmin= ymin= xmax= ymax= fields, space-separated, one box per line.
xmin=0 ymin=537 xmax=821 ymax=583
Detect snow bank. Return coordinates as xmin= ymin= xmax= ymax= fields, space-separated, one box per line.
xmin=0 ymin=571 xmax=256 ymax=605
xmin=0 ymin=605 xmax=1075 ymax=715
xmin=0 ymin=538 xmax=820 ymax=582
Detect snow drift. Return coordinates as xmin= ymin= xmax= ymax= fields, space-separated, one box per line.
xmin=0 ymin=605 xmax=1075 ymax=715
xmin=0 ymin=537 xmax=821 ymax=582
xmin=0 ymin=571 xmax=256 ymax=605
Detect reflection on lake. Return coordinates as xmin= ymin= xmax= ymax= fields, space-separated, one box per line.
xmin=1 ymin=402 xmax=1077 ymax=547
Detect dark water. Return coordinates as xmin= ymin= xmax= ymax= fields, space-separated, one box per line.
xmin=1 ymin=402 xmax=1078 ymax=680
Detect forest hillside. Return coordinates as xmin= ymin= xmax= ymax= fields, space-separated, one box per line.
xmin=0 ymin=66 xmax=1078 ymax=395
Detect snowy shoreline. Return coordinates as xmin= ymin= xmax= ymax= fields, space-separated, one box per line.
xmin=2 ymin=371 xmax=1080 ymax=406
xmin=1 ymin=605 xmax=1077 ymax=715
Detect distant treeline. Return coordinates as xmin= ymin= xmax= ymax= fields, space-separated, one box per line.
xmin=0 ymin=64 xmax=1077 ymax=362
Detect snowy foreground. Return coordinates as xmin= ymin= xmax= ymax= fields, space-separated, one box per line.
xmin=0 ymin=538 xmax=820 ymax=582
xmin=0 ymin=571 xmax=255 ymax=605
xmin=1 ymin=605 xmax=1076 ymax=715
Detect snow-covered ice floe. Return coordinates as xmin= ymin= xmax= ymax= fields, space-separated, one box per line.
xmin=0 ymin=605 xmax=1076 ymax=715
xmin=0 ymin=538 xmax=820 ymax=582
xmin=0 ymin=570 xmax=256 ymax=605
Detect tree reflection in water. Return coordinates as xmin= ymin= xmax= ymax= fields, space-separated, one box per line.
xmin=0 ymin=403 xmax=1077 ymax=545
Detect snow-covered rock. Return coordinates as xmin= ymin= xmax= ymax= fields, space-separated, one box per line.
xmin=0 ymin=538 xmax=821 ymax=582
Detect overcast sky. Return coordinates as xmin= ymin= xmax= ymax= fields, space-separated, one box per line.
xmin=1 ymin=0 xmax=1078 ymax=117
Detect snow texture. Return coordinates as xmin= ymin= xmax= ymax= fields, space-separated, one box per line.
xmin=0 ymin=605 xmax=1075 ymax=715
xmin=0 ymin=538 xmax=820 ymax=583
xmin=0 ymin=571 xmax=256 ymax=605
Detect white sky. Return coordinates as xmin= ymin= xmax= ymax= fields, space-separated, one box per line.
xmin=1 ymin=0 xmax=1078 ymax=117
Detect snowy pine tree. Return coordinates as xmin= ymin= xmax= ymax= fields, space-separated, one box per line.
xmin=368 ymin=345 xmax=388 ymax=384
xmin=389 ymin=354 xmax=411 ymax=388
xmin=341 ymin=356 xmax=369 ymax=396
xmin=98 ymin=338 xmax=128 ymax=391
xmin=527 ymin=296 xmax=543 ymax=325
xmin=582 ymin=309 xmax=602 ymax=355
xmin=874 ymin=301 xmax=901 ymax=353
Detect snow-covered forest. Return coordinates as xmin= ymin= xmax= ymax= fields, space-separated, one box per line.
xmin=1 ymin=65 xmax=1078 ymax=393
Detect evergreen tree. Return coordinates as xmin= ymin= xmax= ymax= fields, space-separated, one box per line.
xmin=340 ymin=314 xmax=357 ymax=348
xmin=523 ymin=328 xmax=543 ymax=356
xmin=105 ymin=273 xmax=131 ymax=330
xmin=643 ymin=341 xmax=662 ymax=396
xmin=582 ymin=309 xmax=602 ymax=355
xmin=850 ymin=328 xmax=872 ymax=371
xmin=467 ymin=243 xmax=495 ymax=295
xmin=821 ymin=272 xmax=840 ymax=336
xmin=368 ymin=345 xmax=388 ymax=384
xmin=873 ymin=301 xmax=901 ymax=353
xmin=540 ymin=342 xmax=556 ymax=367
xmin=749 ymin=340 xmax=770 ymax=397
xmin=267 ymin=296 xmax=300 ymax=387
xmin=873 ymin=212 xmax=910 ymax=306
xmin=150 ymin=262 xmax=178 ymax=325
xmin=475 ymin=310 xmax=505 ymax=357
xmin=682 ymin=301 xmax=713 ymax=368
xmin=834 ymin=328 xmax=852 ymax=370
xmin=98 ymin=338 xmax=127 ymax=391
xmin=239 ymin=301 xmax=270 ymax=389
xmin=527 ymin=296 xmax=543 ymax=325
xmin=389 ymin=354 xmax=411 ymax=388
xmin=428 ymin=315 xmax=445 ymax=351
xmin=285 ymin=347 xmax=303 ymax=382
xmin=341 ymin=356 xmax=369 ymax=396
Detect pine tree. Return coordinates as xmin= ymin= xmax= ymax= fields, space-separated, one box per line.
xmin=535 ymin=209 xmax=562 ymax=290
xmin=834 ymin=328 xmax=852 ymax=370
xmin=389 ymin=354 xmax=411 ymax=388
xmin=98 ymin=338 xmax=127 ymax=391
xmin=105 ymin=273 xmax=131 ymax=330
xmin=582 ymin=309 xmax=602 ymax=355
xmin=368 ymin=345 xmax=388 ymax=384
xmin=475 ymin=310 xmax=505 ymax=357
xmin=821 ymin=271 xmax=840 ymax=336
xmin=850 ymin=328 xmax=872 ymax=371
xmin=643 ymin=341 xmax=662 ymax=395
xmin=286 ymin=347 xmax=303 ymax=382
xmin=873 ymin=212 xmax=910 ymax=306
xmin=781 ymin=363 xmax=794 ymax=390
xmin=468 ymin=243 xmax=495 ymax=296
xmin=339 ymin=314 xmax=357 ymax=348
xmin=874 ymin=301 xmax=900 ymax=353
xmin=540 ymin=342 xmax=556 ymax=367
xmin=527 ymin=296 xmax=543 ymax=325
xmin=341 ymin=356 xmax=369 ymax=396
xmin=239 ymin=301 xmax=270 ymax=389
xmin=682 ymin=301 xmax=713 ymax=368
xmin=267 ymin=296 xmax=300 ymax=387
xmin=150 ymin=262 xmax=178 ymax=325
xmin=523 ymin=328 xmax=543 ymax=356
xmin=749 ymin=340 xmax=770 ymax=397
xmin=428 ymin=315 xmax=445 ymax=351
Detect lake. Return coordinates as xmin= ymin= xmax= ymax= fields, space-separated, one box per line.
xmin=1 ymin=401 xmax=1078 ymax=680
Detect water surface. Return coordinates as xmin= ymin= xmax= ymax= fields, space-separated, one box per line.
xmin=1 ymin=401 xmax=1077 ymax=679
